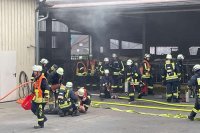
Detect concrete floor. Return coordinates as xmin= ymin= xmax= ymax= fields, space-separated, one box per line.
xmin=0 ymin=100 xmax=200 ymax=133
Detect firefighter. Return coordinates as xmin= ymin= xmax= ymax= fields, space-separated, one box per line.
xmin=100 ymin=57 xmax=111 ymax=76
xmin=31 ymin=65 xmax=50 ymax=129
xmin=110 ymin=53 xmax=124 ymax=92
xmin=124 ymin=59 xmax=135 ymax=102
xmin=58 ymin=82 xmax=79 ymax=117
xmin=100 ymin=69 xmax=114 ymax=99
xmin=161 ymin=54 xmax=180 ymax=103
xmin=77 ymin=87 xmax=91 ymax=113
xmin=176 ymin=54 xmax=186 ymax=98
xmin=40 ymin=58 xmax=49 ymax=78
xmin=86 ymin=57 xmax=97 ymax=89
xmin=45 ymin=67 xmax=64 ymax=114
xmin=75 ymin=56 xmax=87 ymax=89
xmin=140 ymin=54 xmax=154 ymax=95
xmin=188 ymin=64 xmax=200 ymax=121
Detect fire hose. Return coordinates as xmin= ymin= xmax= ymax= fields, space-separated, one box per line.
xmin=118 ymin=96 xmax=193 ymax=107
xmin=0 ymin=81 xmax=32 ymax=101
xmin=0 ymin=71 xmax=32 ymax=102
xmin=91 ymin=101 xmax=200 ymax=120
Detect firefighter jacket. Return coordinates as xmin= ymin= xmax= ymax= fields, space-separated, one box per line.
xmin=125 ymin=65 xmax=141 ymax=86
xmin=32 ymin=74 xmax=50 ymax=103
xmin=48 ymin=72 xmax=63 ymax=85
xmin=161 ymin=60 xmax=180 ymax=82
xmin=110 ymin=59 xmax=124 ymax=76
xmin=58 ymin=86 xmax=78 ymax=109
xmin=140 ymin=59 xmax=151 ymax=79
xmin=78 ymin=89 xmax=91 ymax=107
xmin=76 ymin=61 xmax=87 ymax=76
xmin=100 ymin=63 xmax=111 ymax=75
xmin=188 ymin=71 xmax=200 ymax=99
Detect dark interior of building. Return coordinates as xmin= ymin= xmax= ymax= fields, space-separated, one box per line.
xmin=39 ymin=0 xmax=200 ymax=82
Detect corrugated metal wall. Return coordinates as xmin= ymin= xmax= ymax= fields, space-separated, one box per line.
xmin=0 ymin=0 xmax=36 ymax=86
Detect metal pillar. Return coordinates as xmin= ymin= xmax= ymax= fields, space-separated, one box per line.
xmin=46 ymin=18 xmax=52 ymax=62
xmin=142 ymin=15 xmax=147 ymax=58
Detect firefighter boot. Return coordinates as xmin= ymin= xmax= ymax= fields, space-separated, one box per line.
xmin=188 ymin=111 xmax=196 ymax=121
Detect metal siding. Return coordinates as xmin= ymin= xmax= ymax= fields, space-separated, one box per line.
xmin=0 ymin=0 xmax=36 ymax=86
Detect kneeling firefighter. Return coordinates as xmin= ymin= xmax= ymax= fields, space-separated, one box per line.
xmin=77 ymin=87 xmax=91 ymax=113
xmin=58 ymin=82 xmax=79 ymax=117
xmin=31 ymin=65 xmax=50 ymax=129
xmin=188 ymin=64 xmax=200 ymax=121
xmin=100 ymin=69 xmax=115 ymax=99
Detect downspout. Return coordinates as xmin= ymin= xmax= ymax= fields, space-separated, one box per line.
xmin=35 ymin=0 xmax=49 ymax=65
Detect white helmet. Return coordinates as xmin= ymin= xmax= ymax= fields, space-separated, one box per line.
xmin=104 ymin=57 xmax=109 ymax=62
xmin=177 ymin=54 xmax=184 ymax=60
xmin=144 ymin=54 xmax=150 ymax=58
xmin=127 ymin=59 xmax=133 ymax=66
xmin=78 ymin=87 xmax=85 ymax=97
xmin=40 ymin=58 xmax=48 ymax=64
xmin=56 ymin=67 xmax=64 ymax=75
xmin=193 ymin=64 xmax=200 ymax=72
xmin=66 ymin=82 xmax=73 ymax=88
xmin=112 ymin=53 xmax=117 ymax=58
xmin=32 ymin=65 xmax=42 ymax=72
xmin=104 ymin=69 xmax=109 ymax=74
xmin=166 ymin=54 xmax=172 ymax=60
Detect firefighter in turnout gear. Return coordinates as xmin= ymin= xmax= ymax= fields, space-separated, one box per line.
xmin=100 ymin=69 xmax=114 ymax=99
xmin=31 ymin=65 xmax=50 ymax=129
xmin=77 ymin=87 xmax=91 ymax=113
xmin=58 ymin=82 xmax=79 ymax=117
xmin=86 ymin=58 xmax=98 ymax=89
xmin=140 ymin=54 xmax=154 ymax=95
xmin=40 ymin=58 xmax=49 ymax=78
xmin=75 ymin=56 xmax=87 ymax=89
xmin=188 ymin=64 xmax=200 ymax=121
xmin=100 ymin=57 xmax=111 ymax=77
xmin=176 ymin=54 xmax=186 ymax=98
xmin=110 ymin=53 xmax=124 ymax=92
xmin=161 ymin=54 xmax=180 ymax=103
xmin=124 ymin=59 xmax=135 ymax=102
xmin=45 ymin=67 xmax=64 ymax=114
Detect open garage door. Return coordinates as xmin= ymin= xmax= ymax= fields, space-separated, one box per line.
xmin=0 ymin=51 xmax=17 ymax=102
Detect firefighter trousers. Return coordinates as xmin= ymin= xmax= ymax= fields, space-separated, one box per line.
xmin=128 ymin=83 xmax=135 ymax=102
xmin=31 ymin=102 xmax=47 ymax=127
xmin=166 ymin=81 xmax=179 ymax=102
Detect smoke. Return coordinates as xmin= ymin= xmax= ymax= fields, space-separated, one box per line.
xmin=49 ymin=1 xmax=121 ymax=37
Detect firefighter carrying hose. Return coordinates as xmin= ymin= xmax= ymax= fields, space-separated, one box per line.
xmin=188 ymin=64 xmax=200 ymax=121
xmin=110 ymin=53 xmax=124 ymax=92
xmin=140 ymin=54 xmax=153 ymax=95
xmin=58 ymin=82 xmax=79 ymax=117
xmin=161 ymin=54 xmax=180 ymax=103
xmin=31 ymin=65 xmax=50 ymax=129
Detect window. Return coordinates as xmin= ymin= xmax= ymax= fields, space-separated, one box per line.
xmin=122 ymin=41 xmax=142 ymax=49
xmin=150 ymin=47 xmax=155 ymax=54
xmin=52 ymin=36 xmax=57 ymax=48
xmin=71 ymin=35 xmax=89 ymax=55
xmin=110 ymin=39 xmax=119 ymax=49
xmin=189 ymin=47 xmax=200 ymax=55
xmin=156 ymin=47 xmax=178 ymax=55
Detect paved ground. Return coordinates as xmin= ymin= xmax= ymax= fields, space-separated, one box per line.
xmin=1 ymin=98 xmax=200 ymax=133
